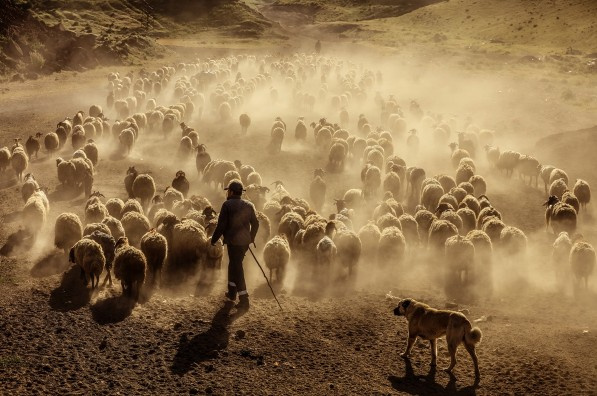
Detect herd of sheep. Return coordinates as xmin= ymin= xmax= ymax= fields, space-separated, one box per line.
xmin=0 ymin=52 xmax=594 ymax=305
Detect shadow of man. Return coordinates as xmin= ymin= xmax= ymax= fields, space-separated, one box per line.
xmin=171 ymin=301 xmax=244 ymax=376
xmin=388 ymin=357 xmax=478 ymax=396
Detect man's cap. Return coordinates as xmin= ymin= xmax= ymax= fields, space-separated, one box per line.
xmin=224 ymin=180 xmax=245 ymax=193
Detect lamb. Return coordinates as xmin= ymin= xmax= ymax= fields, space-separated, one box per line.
xmin=54 ymin=213 xmax=83 ymax=253
xmin=263 ymin=234 xmax=291 ymax=283
xmin=544 ymin=195 xmax=577 ymax=235
xmin=83 ymin=140 xmax=99 ymax=166
xmin=25 ymin=133 xmax=43 ymax=159
xmin=239 ymin=113 xmax=251 ymax=134
xmin=140 ymin=229 xmax=168 ymax=287
xmin=113 ymin=236 xmax=146 ymax=300
xmin=22 ymin=190 xmax=48 ymax=240
xmin=445 ymin=235 xmax=475 ymax=284
xmin=172 ymin=170 xmax=190 ymax=198
xmin=549 ymin=178 xmax=568 ymax=199
xmin=573 ymin=179 xmax=591 ymax=210
xmin=85 ymin=230 xmax=116 ymax=287
xmin=500 ymin=226 xmax=527 ymax=256
xmin=11 ymin=145 xmax=28 ymax=181
xmin=69 ymin=238 xmax=105 ymax=289
xmin=569 ymin=239 xmax=595 ymax=289
xmin=21 ymin=173 xmax=39 ymax=202
xmin=132 ymin=173 xmax=156 ymax=210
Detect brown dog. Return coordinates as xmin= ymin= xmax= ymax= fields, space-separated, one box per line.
xmin=394 ymin=298 xmax=482 ymax=378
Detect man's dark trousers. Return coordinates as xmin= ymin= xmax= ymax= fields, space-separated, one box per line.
xmin=227 ymin=244 xmax=249 ymax=297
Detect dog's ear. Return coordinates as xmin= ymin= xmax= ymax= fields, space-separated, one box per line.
xmin=402 ymin=299 xmax=411 ymax=309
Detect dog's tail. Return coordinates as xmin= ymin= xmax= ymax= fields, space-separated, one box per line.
xmin=465 ymin=324 xmax=483 ymax=344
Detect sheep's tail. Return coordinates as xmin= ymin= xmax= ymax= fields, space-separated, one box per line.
xmin=465 ymin=322 xmax=483 ymax=344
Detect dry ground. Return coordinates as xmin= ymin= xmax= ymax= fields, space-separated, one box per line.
xmin=1 ymin=2 xmax=597 ymax=395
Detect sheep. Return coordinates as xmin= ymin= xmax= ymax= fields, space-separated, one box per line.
xmin=278 ymin=212 xmax=304 ymax=248
xmin=43 ymin=132 xmax=59 ymax=156
xmin=562 ymin=191 xmax=580 ymax=214
xmin=295 ymin=118 xmax=307 ymax=140
xmin=195 ymin=144 xmax=211 ymax=176
xmin=544 ymin=195 xmax=577 ymax=235
xmin=21 ymin=173 xmax=39 ymax=202
xmin=172 ymin=170 xmax=190 ymax=198
xmin=469 ymin=175 xmax=487 ymax=196
xmin=105 ymin=198 xmax=125 ymax=219
xmin=377 ymin=226 xmax=406 ymax=266
xmin=445 ymin=235 xmax=475 ymax=285
xmin=414 ymin=209 xmax=436 ymax=244
xmin=485 ymin=145 xmax=500 ymax=167
xmin=0 ymin=146 xmax=11 ymax=172
xmin=54 ymin=213 xmax=83 ymax=253
xmin=573 ymin=179 xmax=591 ymax=210
xmin=457 ymin=207 xmax=477 ymax=235
xmin=449 ymin=143 xmax=470 ymax=169
xmin=328 ymin=141 xmax=347 ymax=171
xmin=166 ymin=218 xmax=207 ymax=277
xmin=549 ymin=168 xmax=569 ymax=186
xmin=85 ymin=201 xmax=109 ymax=225
xmin=552 ymin=231 xmax=572 ymax=271
xmin=85 ymin=230 xmax=116 ymax=287
xmin=435 ymin=174 xmax=456 ymax=195
xmin=383 ymin=166 xmax=402 ymax=200
xmin=497 ymin=150 xmax=520 ymax=177
xmin=263 ymin=234 xmax=291 ymax=283
xmin=124 ymin=166 xmax=138 ymax=198
xmin=398 ymin=214 xmax=419 ymax=247
xmin=246 ymin=171 xmax=262 ymax=186
xmin=467 ymin=230 xmax=493 ymax=272
xmin=69 ymin=238 xmax=105 ymax=289
xmin=408 ymin=167 xmax=426 ymax=200
xmin=25 ymin=133 xmax=43 ymax=159
xmin=440 ymin=209 xmax=463 ymax=233
xmin=481 ymin=217 xmax=506 ymax=243
xmin=421 ymin=183 xmax=444 ymax=212
xmin=140 ymin=229 xmax=168 ymax=287
xmin=132 ymin=173 xmax=156 ymax=210
xmin=269 ymin=127 xmax=285 ymax=154
xmin=102 ymin=216 xmax=125 ymax=239
xmin=363 ymin=165 xmax=382 ymax=200
xmin=163 ymin=187 xmax=184 ymax=211
xmin=516 ymin=155 xmax=540 ymax=187
xmin=10 ymin=146 xmax=28 ymax=181
xmin=428 ymin=220 xmax=458 ymax=252
xmin=83 ymin=140 xmax=99 ymax=166
xmin=569 ymin=240 xmax=596 ymax=289
xmin=477 ymin=206 xmax=502 ymax=229
xmin=71 ymin=128 xmax=86 ymax=150
xmin=500 ymin=226 xmax=527 ymax=255
xmin=316 ymin=222 xmax=338 ymax=279
xmin=239 ymin=113 xmax=251 ymax=134
xmin=309 ymin=168 xmax=326 ymax=212
xmin=455 ymin=164 xmax=474 ymax=185
xmin=83 ymin=222 xmax=111 ymax=236
xmin=255 ymin=211 xmax=271 ymax=248
xmin=121 ymin=199 xmax=144 ymax=217
xmin=22 ymin=191 xmax=47 ymax=240
xmin=334 ymin=229 xmax=362 ymax=277
xmin=539 ymin=165 xmax=555 ymax=194
xmin=113 ymin=237 xmax=146 ymax=300
xmin=119 ymin=128 xmax=135 ymax=154
xmin=121 ymin=211 xmax=151 ymax=248
xmin=358 ymin=221 xmax=381 ymax=255
xmin=549 ymin=178 xmax=568 ymax=199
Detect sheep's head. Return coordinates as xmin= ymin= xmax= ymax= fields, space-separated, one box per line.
xmin=24 ymin=173 xmax=34 ymax=180
xmin=272 ymin=180 xmax=284 ymax=188
xmin=435 ymin=203 xmax=454 ymax=216
xmin=115 ymin=237 xmax=129 ymax=250
xmin=543 ymin=195 xmax=559 ymax=207
xmin=409 ymin=129 xmax=417 ymax=135
xmin=175 ymin=170 xmax=186 ymax=178
xmin=234 ymin=159 xmax=242 ymax=168
xmin=202 ymin=206 xmax=217 ymax=218
xmin=478 ymin=194 xmax=489 ymax=202
xmin=333 ymin=198 xmax=346 ymax=211
xmin=314 ymin=168 xmax=325 ymax=178
xmin=127 ymin=166 xmax=137 ymax=175
xmin=161 ymin=214 xmax=180 ymax=228
xmin=258 ymin=186 xmax=270 ymax=194
xmin=448 ymin=142 xmax=458 ymax=151
xmin=56 ymin=158 xmax=64 ymax=167
xmin=152 ymin=195 xmax=163 ymax=204
xmin=90 ymin=191 xmax=105 ymax=198
xmin=383 ymin=191 xmax=394 ymax=200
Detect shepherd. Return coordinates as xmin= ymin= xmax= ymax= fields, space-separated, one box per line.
xmin=211 ymin=180 xmax=259 ymax=312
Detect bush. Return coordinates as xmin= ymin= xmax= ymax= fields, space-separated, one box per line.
xmin=29 ymin=50 xmax=45 ymax=71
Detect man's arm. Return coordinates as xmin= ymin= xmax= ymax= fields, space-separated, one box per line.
xmin=211 ymin=203 xmax=228 ymax=245
xmin=249 ymin=205 xmax=259 ymax=244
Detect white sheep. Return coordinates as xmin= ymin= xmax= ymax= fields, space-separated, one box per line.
xmin=569 ymin=240 xmax=595 ymax=289
xmin=121 ymin=211 xmax=151 ymax=247
xmin=54 ymin=213 xmax=84 ymax=253
xmin=10 ymin=146 xmax=28 ymax=181
xmin=132 ymin=174 xmax=156 ymax=211
xmin=21 ymin=173 xmax=39 ymax=202
xmin=140 ymin=229 xmax=168 ymax=287
xmin=22 ymin=190 xmax=48 ymax=240
xmin=263 ymin=234 xmax=291 ymax=283
xmin=573 ymin=179 xmax=591 ymax=211
xmin=334 ymin=229 xmax=362 ymax=276
xmin=445 ymin=235 xmax=475 ymax=285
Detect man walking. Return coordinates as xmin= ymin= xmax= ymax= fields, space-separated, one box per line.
xmin=211 ymin=180 xmax=259 ymax=312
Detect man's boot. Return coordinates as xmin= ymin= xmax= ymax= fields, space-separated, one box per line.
xmin=236 ymin=294 xmax=249 ymax=312
xmin=225 ymin=283 xmax=237 ymax=301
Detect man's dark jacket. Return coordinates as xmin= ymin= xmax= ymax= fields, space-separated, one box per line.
xmin=211 ymin=195 xmax=259 ymax=246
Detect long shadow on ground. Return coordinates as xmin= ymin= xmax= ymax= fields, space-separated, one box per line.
xmin=91 ymin=294 xmax=136 ymax=325
xmin=49 ymin=264 xmax=91 ymax=312
xmin=171 ymin=301 xmax=242 ymax=376
xmin=388 ymin=358 xmax=479 ymax=396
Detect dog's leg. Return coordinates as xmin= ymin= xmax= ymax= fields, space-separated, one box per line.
xmin=464 ymin=342 xmax=480 ymax=378
xmin=401 ymin=335 xmax=417 ymax=358
xmin=430 ymin=339 xmax=437 ymax=366
xmin=444 ymin=340 xmax=458 ymax=372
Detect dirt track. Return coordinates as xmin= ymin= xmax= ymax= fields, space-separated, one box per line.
xmin=1 ymin=35 xmax=597 ymax=396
